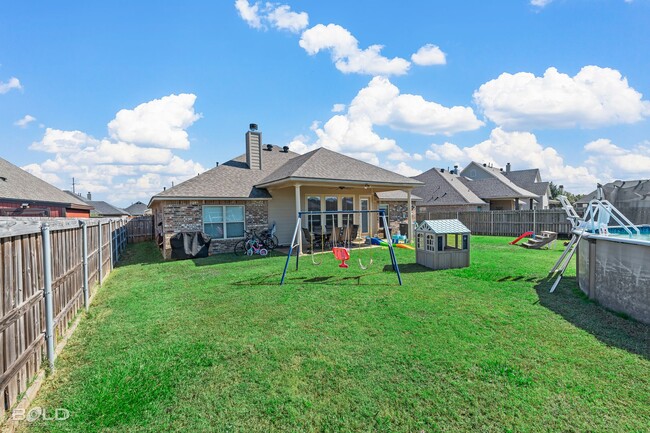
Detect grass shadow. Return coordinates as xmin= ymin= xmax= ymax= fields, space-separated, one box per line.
xmin=535 ymin=277 xmax=649 ymax=360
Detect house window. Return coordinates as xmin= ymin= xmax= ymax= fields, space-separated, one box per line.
xmin=325 ymin=196 xmax=337 ymax=228
xmin=426 ymin=234 xmax=435 ymax=251
xmin=203 ymin=205 xmax=245 ymax=239
xmin=342 ymin=196 xmax=354 ymax=227
xmin=378 ymin=204 xmax=389 ymax=228
xmin=307 ymin=196 xmax=322 ymax=231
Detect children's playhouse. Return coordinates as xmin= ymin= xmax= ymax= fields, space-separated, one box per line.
xmin=416 ymin=219 xmax=471 ymax=270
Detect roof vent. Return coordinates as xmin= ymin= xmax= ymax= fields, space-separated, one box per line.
xmin=440 ymin=168 xmax=445 ymax=173
xmin=483 ymin=163 xmax=487 ymax=167
xmin=265 ymin=144 xmax=273 ymax=151
xmin=506 ymin=162 xmax=511 ymax=173
xmin=249 ymin=123 xmax=258 ymax=131
xmin=282 ymin=145 xmax=289 ymax=153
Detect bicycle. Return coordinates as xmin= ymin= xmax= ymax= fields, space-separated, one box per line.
xmin=234 ymin=229 xmax=271 ymax=256
xmin=258 ymin=223 xmax=279 ymax=250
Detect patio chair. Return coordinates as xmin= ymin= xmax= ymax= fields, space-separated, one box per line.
xmin=301 ymin=227 xmax=322 ymax=252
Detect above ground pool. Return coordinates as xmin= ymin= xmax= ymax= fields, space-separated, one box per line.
xmin=576 ymin=225 xmax=650 ymax=324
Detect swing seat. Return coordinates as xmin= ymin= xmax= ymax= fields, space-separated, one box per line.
xmin=332 ymin=247 xmax=350 ymax=268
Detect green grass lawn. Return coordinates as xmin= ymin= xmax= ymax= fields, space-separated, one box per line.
xmin=22 ymin=237 xmax=649 ymax=432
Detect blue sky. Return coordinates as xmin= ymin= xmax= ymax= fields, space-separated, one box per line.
xmin=1 ymin=0 xmax=649 ymax=206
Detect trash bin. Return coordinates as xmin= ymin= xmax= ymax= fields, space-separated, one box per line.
xmin=170 ymin=232 xmax=212 ymax=259
xmin=399 ymin=223 xmax=409 ymax=236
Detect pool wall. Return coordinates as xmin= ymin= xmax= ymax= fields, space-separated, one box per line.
xmin=576 ymin=233 xmax=650 ymax=324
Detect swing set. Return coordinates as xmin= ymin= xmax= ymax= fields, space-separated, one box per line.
xmin=280 ymin=209 xmax=403 ymax=285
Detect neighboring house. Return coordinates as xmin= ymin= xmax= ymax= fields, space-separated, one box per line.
xmin=576 ymin=179 xmax=650 ymax=210
xmin=125 ymin=201 xmax=150 ymax=216
xmin=410 ymin=167 xmax=488 ymax=214
xmin=63 ymin=191 xmax=131 ymax=218
xmin=374 ymin=190 xmax=422 ymax=235
xmin=149 ymin=125 xmax=422 ymax=257
xmin=502 ymin=164 xmax=551 ymax=209
xmin=459 ymin=162 xmax=538 ymax=210
xmin=0 ymin=157 xmax=92 ymax=217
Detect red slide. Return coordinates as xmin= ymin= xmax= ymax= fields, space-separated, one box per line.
xmin=510 ymin=231 xmax=534 ymax=245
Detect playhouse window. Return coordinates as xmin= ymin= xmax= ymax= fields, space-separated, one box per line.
xmin=416 ymin=233 xmax=423 ymax=249
xmin=437 ymin=235 xmax=443 ymax=251
xmin=462 ymin=234 xmax=468 ymax=250
xmin=426 ymin=234 xmax=435 ymax=251
xmin=203 ymin=205 xmax=245 ymax=239
xmin=446 ymin=234 xmax=459 ymax=250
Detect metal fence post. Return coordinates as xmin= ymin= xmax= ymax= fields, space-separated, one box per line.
xmin=109 ymin=220 xmax=114 ymax=269
xmin=81 ymin=221 xmax=89 ymax=311
xmin=41 ymin=223 xmax=55 ymax=371
xmin=98 ymin=222 xmax=103 ymax=284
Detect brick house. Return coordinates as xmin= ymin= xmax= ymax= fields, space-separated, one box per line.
xmin=149 ymin=126 xmax=422 ymax=257
xmin=0 ymin=157 xmax=92 ymax=217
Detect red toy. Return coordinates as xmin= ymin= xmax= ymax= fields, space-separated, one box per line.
xmin=510 ymin=231 xmax=534 ymax=245
xmin=332 ymin=247 xmax=350 ymax=268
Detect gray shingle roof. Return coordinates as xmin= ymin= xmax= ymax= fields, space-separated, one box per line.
xmin=503 ymin=169 xmax=549 ymax=197
xmin=462 ymin=162 xmax=538 ymax=199
xmin=124 ymin=201 xmax=148 ymax=216
xmin=0 ymin=157 xmax=91 ymax=208
xmin=88 ymin=201 xmax=130 ymax=217
xmin=576 ymin=179 xmax=650 ymax=205
xmin=258 ymin=147 xmax=423 ymax=187
xmin=411 ymin=167 xmax=486 ymax=206
xmin=417 ymin=219 xmax=471 ymax=234
xmin=375 ymin=191 xmax=422 ymax=201
xmin=153 ymin=145 xmax=300 ymax=200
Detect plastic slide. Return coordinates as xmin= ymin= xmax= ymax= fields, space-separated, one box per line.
xmin=509 ymin=231 xmax=534 ymax=245
xmin=370 ymin=237 xmax=389 ymax=247
xmin=394 ymin=244 xmax=415 ymax=250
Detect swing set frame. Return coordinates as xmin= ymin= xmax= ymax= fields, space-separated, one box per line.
xmin=280 ymin=209 xmax=403 ymax=285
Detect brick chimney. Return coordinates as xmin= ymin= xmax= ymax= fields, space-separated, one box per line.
xmin=246 ymin=123 xmax=262 ymax=170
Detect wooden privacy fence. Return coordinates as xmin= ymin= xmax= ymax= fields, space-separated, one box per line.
xmin=126 ymin=215 xmax=154 ymax=243
xmin=417 ymin=209 xmax=573 ymax=237
xmin=0 ymin=217 xmax=127 ymax=420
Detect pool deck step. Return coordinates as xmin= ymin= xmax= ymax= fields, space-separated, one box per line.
xmin=522 ymin=231 xmax=558 ymax=249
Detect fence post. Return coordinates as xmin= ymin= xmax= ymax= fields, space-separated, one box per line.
xmin=98 ymin=222 xmax=103 ymax=284
xmin=81 ymin=220 xmax=89 ymax=311
xmin=533 ymin=207 xmax=537 ymax=235
xmin=490 ymin=212 xmax=494 ymax=235
xmin=109 ymin=220 xmax=114 ymax=269
xmin=41 ymin=223 xmax=55 ymax=371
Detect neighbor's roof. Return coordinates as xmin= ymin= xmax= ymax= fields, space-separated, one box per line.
xmin=375 ymin=190 xmax=422 ymax=201
xmin=411 ymin=167 xmax=486 ymax=206
xmin=417 ymin=219 xmax=471 ymax=234
xmin=88 ymin=201 xmax=129 ymax=217
xmin=257 ymin=147 xmax=423 ymax=188
xmin=576 ymin=179 xmax=650 ymax=204
xmin=151 ymin=145 xmax=300 ymax=202
xmin=0 ymin=157 xmax=91 ymax=209
xmin=460 ymin=177 xmax=537 ymax=199
xmin=462 ymin=162 xmax=538 ymax=199
xmin=124 ymin=201 xmax=148 ymax=216
xmin=504 ymin=169 xmax=549 ymax=198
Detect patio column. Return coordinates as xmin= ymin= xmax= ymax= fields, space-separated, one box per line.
xmin=407 ymin=190 xmax=413 ymax=242
xmin=295 ymin=184 xmax=302 ymax=252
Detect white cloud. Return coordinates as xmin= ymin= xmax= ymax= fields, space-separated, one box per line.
xmin=385 ymin=162 xmax=422 ymax=177
xmin=14 ymin=114 xmax=36 ymax=128
xmin=474 ymin=66 xmax=650 ymax=129
xmin=411 ymin=44 xmax=446 ymax=66
xmin=234 ymin=0 xmax=262 ymax=28
xmin=350 ymin=76 xmax=483 ymax=135
xmin=425 ymin=128 xmax=599 ymax=192
xmin=26 ymin=94 xmax=205 ymax=206
xmin=235 ymin=1 xmax=308 ymax=32
xmin=30 ymin=128 xmax=99 ymax=153
xmin=266 ymin=4 xmax=308 ymax=33
xmin=299 ymin=24 xmax=410 ymax=76
xmin=0 ymin=77 xmax=21 ymax=94
xmin=107 ymin=93 xmax=201 ymax=149
xmin=584 ymin=139 xmax=650 ymax=179
xmin=531 ymin=0 xmax=553 ymax=7
xmin=331 ymin=103 xmax=346 ymax=113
